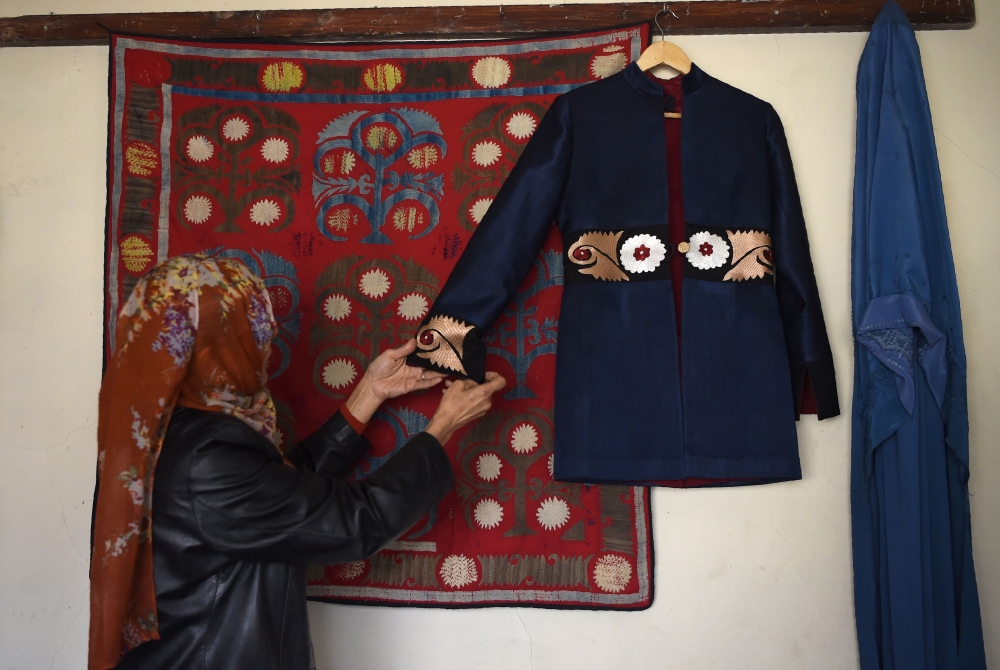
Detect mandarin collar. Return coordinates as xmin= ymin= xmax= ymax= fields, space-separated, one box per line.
xmin=621 ymin=61 xmax=705 ymax=98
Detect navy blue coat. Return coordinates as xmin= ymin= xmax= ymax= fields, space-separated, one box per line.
xmin=410 ymin=62 xmax=839 ymax=485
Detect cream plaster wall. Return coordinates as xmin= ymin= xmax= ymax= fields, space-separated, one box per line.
xmin=1 ymin=1 xmax=997 ymax=668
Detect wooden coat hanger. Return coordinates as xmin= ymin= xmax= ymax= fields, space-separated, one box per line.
xmin=636 ymin=5 xmax=691 ymax=119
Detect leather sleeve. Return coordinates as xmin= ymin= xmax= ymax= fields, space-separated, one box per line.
xmin=188 ymin=432 xmax=454 ymax=564
xmin=286 ymin=409 xmax=370 ymax=479
xmin=765 ymin=104 xmax=840 ymax=420
xmin=405 ymin=94 xmax=574 ymax=382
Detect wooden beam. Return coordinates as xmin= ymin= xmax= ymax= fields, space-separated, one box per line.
xmin=0 ymin=0 xmax=975 ymax=47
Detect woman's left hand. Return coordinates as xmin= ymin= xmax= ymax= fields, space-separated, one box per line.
xmin=344 ymin=339 xmax=446 ymax=424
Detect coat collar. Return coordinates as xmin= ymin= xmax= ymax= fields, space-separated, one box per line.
xmin=621 ymin=61 xmax=706 ymax=97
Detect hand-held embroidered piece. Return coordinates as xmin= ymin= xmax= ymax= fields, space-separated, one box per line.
xmin=850 ymin=2 xmax=986 ymax=666
xmin=90 ymin=255 xmax=278 ymax=670
xmin=409 ymin=57 xmax=840 ymax=486
xmin=106 ymin=29 xmax=653 ymax=612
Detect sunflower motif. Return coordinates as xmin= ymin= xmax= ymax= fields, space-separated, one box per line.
xmin=183 ymin=195 xmax=212 ymax=224
xmin=505 ymin=112 xmax=538 ymax=141
xmin=590 ymin=52 xmax=628 ymax=79
xmin=261 ymin=61 xmax=304 ymax=92
xmin=474 ymin=498 xmax=504 ymax=529
xmin=535 ymin=497 xmax=570 ymax=531
xmin=547 ymin=453 xmax=555 ymax=478
xmin=686 ymin=231 xmax=731 ymax=270
xmin=476 ymin=453 xmax=503 ymax=481
xmin=472 ymin=140 xmax=503 ymax=167
xmin=407 ymin=145 xmax=439 ymax=169
xmin=510 ymin=423 xmax=539 ymax=454
xmin=471 ymin=57 xmax=511 ymax=88
xmin=358 ymin=268 xmax=391 ymax=299
xmin=396 ymin=293 xmax=429 ymax=321
xmin=322 ymin=358 xmax=357 ymax=389
xmin=260 ymin=137 xmax=290 ymax=163
xmin=250 ymin=199 xmax=282 ymax=226
xmin=323 ymin=294 xmax=351 ymax=322
xmin=439 ymin=555 xmax=478 ymax=589
xmin=593 ymin=554 xmax=633 ymax=593
xmin=468 ymin=198 xmax=493 ymax=226
xmin=222 ymin=116 xmax=251 ymax=142
xmin=186 ymin=135 xmax=215 ymax=162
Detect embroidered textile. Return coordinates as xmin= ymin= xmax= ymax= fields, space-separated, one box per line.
xmin=106 ymin=30 xmax=653 ymax=610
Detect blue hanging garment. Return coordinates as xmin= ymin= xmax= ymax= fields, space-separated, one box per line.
xmin=851 ymin=2 xmax=986 ymax=668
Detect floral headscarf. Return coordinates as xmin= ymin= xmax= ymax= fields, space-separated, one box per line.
xmin=89 ymin=255 xmax=278 ymax=670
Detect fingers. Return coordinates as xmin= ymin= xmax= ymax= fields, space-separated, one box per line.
xmin=387 ymin=338 xmax=417 ymax=358
xmin=482 ymin=373 xmax=507 ymax=393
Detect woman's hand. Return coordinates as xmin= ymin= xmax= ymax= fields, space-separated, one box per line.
xmin=425 ymin=372 xmax=507 ymax=445
xmin=344 ymin=339 xmax=446 ymax=424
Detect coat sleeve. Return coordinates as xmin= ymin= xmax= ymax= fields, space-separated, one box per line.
xmin=765 ymin=104 xmax=840 ymax=420
xmin=285 ymin=409 xmax=370 ymax=480
xmin=187 ymin=431 xmax=454 ymax=564
xmin=406 ymin=94 xmax=574 ymax=382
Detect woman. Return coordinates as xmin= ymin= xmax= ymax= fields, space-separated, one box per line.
xmin=89 ymin=255 xmax=505 ymax=670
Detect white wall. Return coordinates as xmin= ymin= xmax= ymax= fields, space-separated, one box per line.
xmin=1 ymin=2 xmax=997 ymax=668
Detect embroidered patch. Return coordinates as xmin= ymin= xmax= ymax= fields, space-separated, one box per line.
xmin=415 ymin=315 xmax=475 ymax=375
xmin=685 ymin=231 xmax=730 ymax=270
xmin=567 ymin=231 xmax=627 ymax=282
xmin=682 ymin=224 xmax=774 ymax=284
xmin=564 ymin=225 xmax=673 ymax=284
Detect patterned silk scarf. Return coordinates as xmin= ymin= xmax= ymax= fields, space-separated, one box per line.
xmin=89 ymin=255 xmax=278 ymax=670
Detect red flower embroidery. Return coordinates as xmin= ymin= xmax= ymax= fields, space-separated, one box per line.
xmin=763 ymin=249 xmax=773 ymax=262
xmin=419 ymin=330 xmax=435 ymax=345
xmin=572 ymin=247 xmax=593 ymax=261
xmin=632 ymin=245 xmax=650 ymax=261
xmin=699 ymin=242 xmax=714 ymax=256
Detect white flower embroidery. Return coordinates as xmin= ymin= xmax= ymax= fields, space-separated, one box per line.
xmin=505 ymin=112 xmax=537 ymax=140
xmin=440 ymin=554 xmax=478 ymax=588
xmin=323 ymin=294 xmax=351 ymax=321
xmin=185 ymin=135 xmax=214 ymax=162
xmin=222 ymin=116 xmax=251 ymax=142
xmin=621 ymin=234 xmax=668 ymax=273
xmin=535 ymin=496 xmax=570 ymax=531
xmin=593 ymin=554 xmax=633 ymax=593
xmin=183 ymin=195 xmax=212 ymax=224
xmin=590 ymin=52 xmax=628 ymax=79
xmin=476 ymin=453 xmax=503 ymax=481
xmin=249 ymin=199 xmax=281 ymax=226
xmin=474 ymin=498 xmax=504 ymax=529
xmin=472 ymin=140 xmax=502 ymax=167
xmin=322 ymin=358 xmax=357 ymax=389
xmin=397 ymin=293 xmax=429 ymax=321
xmin=358 ymin=269 xmax=391 ymax=299
xmin=547 ymin=453 xmax=555 ymax=478
xmin=510 ymin=423 xmax=538 ymax=454
xmin=260 ymin=137 xmax=290 ymax=163
xmin=686 ymin=231 xmax=730 ymax=270
xmin=471 ymin=57 xmax=511 ymax=88
xmin=335 ymin=561 xmax=366 ymax=580
xmin=468 ymin=197 xmax=493 ymax=225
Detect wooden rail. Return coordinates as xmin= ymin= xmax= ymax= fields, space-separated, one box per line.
xmin=0 ymin=0 xmax=975 ymax=47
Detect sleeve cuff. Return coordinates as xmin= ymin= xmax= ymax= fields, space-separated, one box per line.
xmin=791 ymin=359 xmax=840 ymax=421
xmin=406 ymin=314 xmax=487 ymax=383
xmin=338 ymin=404 xmax=368 ymax=436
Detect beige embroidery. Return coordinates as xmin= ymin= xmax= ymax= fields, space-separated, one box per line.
xmin=567 ymin=231 xmax=628 ymax=282
xmin=415 ymin=315 xmax=475 ymax=375
xmin=723 ymin=229 xmax=774 ymax=282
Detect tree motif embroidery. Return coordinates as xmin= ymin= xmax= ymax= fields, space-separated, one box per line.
xmin=310 ymin=255 xmax=439 ymax=399
xmin=452 ymin=101 xmax=548 ymax=230
xmin=455 ymin=409 xmax=581 ymax=538
xmin=174 ymin=104 xmax=301 ymax=233
xmin=204 ymin=247 xmax=301 ymax=378
xmin=313 ymin=108 xmax=446 ymax=244
xmin=483 ymin=250 xmax=561 ymax=399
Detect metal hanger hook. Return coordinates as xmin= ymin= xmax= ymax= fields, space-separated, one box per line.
xmin=653 ymin=4 xmax=679 ymax=39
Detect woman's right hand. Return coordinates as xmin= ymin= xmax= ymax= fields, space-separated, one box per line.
xmin=424 ymin=372 xmax=506 ymax=445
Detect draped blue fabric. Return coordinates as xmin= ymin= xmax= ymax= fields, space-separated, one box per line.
xmin=851 ymin=3 xmax=986 ymax=667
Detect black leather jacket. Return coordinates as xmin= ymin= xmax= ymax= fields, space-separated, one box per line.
xmin=115 ymin=407 xmax=453 ymax=670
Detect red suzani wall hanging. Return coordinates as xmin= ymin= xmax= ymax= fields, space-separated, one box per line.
xmin=106 ymin=28 xmax=653 ymax=609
